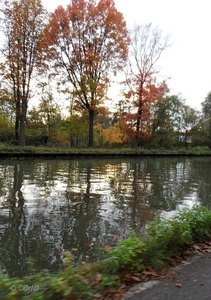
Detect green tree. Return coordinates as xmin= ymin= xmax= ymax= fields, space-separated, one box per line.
xmin=66 ymin=114 xmax=88 ymax=147
xmin=200 ymin=92 xmax=211 ymax=147
xmin=0 ymin=113 xmax=14 ymax=141
xmin=0 ymin=84 xmax=16 ymax=141
xmin=181 ymin=105 xmax=199 ymax=144
xmin=27 ymin=92 xmax=62 ymax=145
xmin=151 ymin=94 xmax=185 ymax=148
xmin=202 ymin=91 xmax=211 ymax=118
xmin=27 ymin=106 xmax=45 ymax=145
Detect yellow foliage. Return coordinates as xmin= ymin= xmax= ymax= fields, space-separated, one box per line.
xmin=95 ymin=122 xmax=126 ymax=146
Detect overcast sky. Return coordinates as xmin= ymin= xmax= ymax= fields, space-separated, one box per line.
xmin=43 ymin=0 xmax=211 ymax=109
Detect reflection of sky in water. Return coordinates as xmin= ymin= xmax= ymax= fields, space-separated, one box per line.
xmin=161 ymin=192 xmax=200 ymax=219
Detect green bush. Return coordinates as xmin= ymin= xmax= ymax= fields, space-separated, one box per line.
xmin=174 ymin=206 xmax=211 ymax=241
xmin=107 ymin=232 xmax=146 ymax=272
xmin=147 ymin=216 xmax=192 ymax=254
xmin=0 ymin=145 xmax=34 ymax=153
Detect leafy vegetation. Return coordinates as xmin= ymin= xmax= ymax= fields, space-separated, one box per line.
xmin=1 ymin=206 xmax=211 ymax=299
xmin=0 ymin=145 xmax=211 ymax=156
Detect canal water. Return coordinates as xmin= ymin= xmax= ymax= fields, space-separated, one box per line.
xmin=0 ymin=156 xmax=211 ymax=277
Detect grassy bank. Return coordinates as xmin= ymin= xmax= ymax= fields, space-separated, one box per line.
xmin=0 ymin=145 xmax=211 ymax=156
xmin=1 ymin=206 xmax=211 ymax=299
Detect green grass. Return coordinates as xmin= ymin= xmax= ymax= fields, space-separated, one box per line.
xmin=0 ymin=145 xmax=211 ymax=156
xmin=1 ymin=205 xmax=211 ymax=299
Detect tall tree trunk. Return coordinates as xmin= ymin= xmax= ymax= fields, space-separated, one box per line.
xmin=19 ymin=98 xmax=27 ymax=146
xmin=14 ymin=86 xmax=20 ymax=143
xmin=134 ymin=86 xmax=144 ymax=148
xmin=15 ymin=99 xmax=20 ymax=143
xmin=19 ymin=117 xmax=25 ymax=146
xmin=134 ymin=116 xmax=140 ymax=148
xmin=88 ymin=109 xmax=94 ymax=147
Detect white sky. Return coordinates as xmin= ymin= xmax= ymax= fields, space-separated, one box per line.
xmin=43 ymin=0 xmax=211 ymax=110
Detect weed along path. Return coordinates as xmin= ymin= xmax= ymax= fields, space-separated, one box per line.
xmin=124 ymin=250 xmax=211 ymax=300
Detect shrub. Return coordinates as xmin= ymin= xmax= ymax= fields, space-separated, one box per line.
xmin=147 ymin=216 xmax=192 ymax=255
xmin=174 ymin=206 xmax=211 ymax=241
xmin=107 ymin=232 xmax=146 ymax=273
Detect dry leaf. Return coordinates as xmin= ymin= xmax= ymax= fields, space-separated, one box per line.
xmin=175 ymin=282 xmax=182 ymax=288
xmin=142 ymin=270 xmax=158 ymax=276
xmin=167 ymin=273 xmax=176 ymax=281
xmin=131 ymin=275 xmax=141 ymax=282
xmin=104 ymin=245 xmax=110 ymax=253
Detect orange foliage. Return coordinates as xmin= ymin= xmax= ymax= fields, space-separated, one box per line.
xmin=43 ymin=0 xmax=130 ymax=111
xmin=122 ymin=78 xmax=167 ymax=138
xmin=42 ymin=0 xmax=130 ymax=146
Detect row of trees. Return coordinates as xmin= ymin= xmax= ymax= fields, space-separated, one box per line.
xmin=0 ymin=0 xmax=210 ymax=148
xmin=1 ymin=85 xmax=211 ymax=148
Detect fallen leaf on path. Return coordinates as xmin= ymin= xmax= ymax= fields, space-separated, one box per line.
xmin=175 ymin=282 xmax=182 ymax=288
xmin=193 ymin=245 xmax=201 ymax=250
xmin=170 ymin=258 xmax=182 ymax=266
xmin=131 ymin=275 xmax=141 ymax=282
xmin=142 ymin=270 xmax=158 ymax=276
xmin=167 ymin=273 xmax=176 ymax=281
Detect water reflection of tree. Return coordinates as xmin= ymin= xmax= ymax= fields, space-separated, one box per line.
xmin=0 ymin=163 xmax=27 ymax=277
xmin=144 ymin=158 xmax=194 ymax=211
xmin=106 ymin=160 xmax=157 ymax=233
xmin=187 ymin=158 xmax=211 ymax=209
xmin=64 ymin=161 xmax=105 ymax=262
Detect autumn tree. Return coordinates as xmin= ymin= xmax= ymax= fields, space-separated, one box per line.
xmin=0 ymin=0 xmax=47 ymax=145
xmin=124 ymin=23 xmax=170 ymax=147
xmin=44 ymin=0 xmax=130 ymax=147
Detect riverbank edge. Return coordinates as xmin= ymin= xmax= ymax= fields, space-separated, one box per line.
xmin=0 ymin=146 xmax=211 ymax=158
xmin=1 ymin=151 xmax=211 ymax=159
xmin=1 ymin=206 xmax=211 ymax=300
